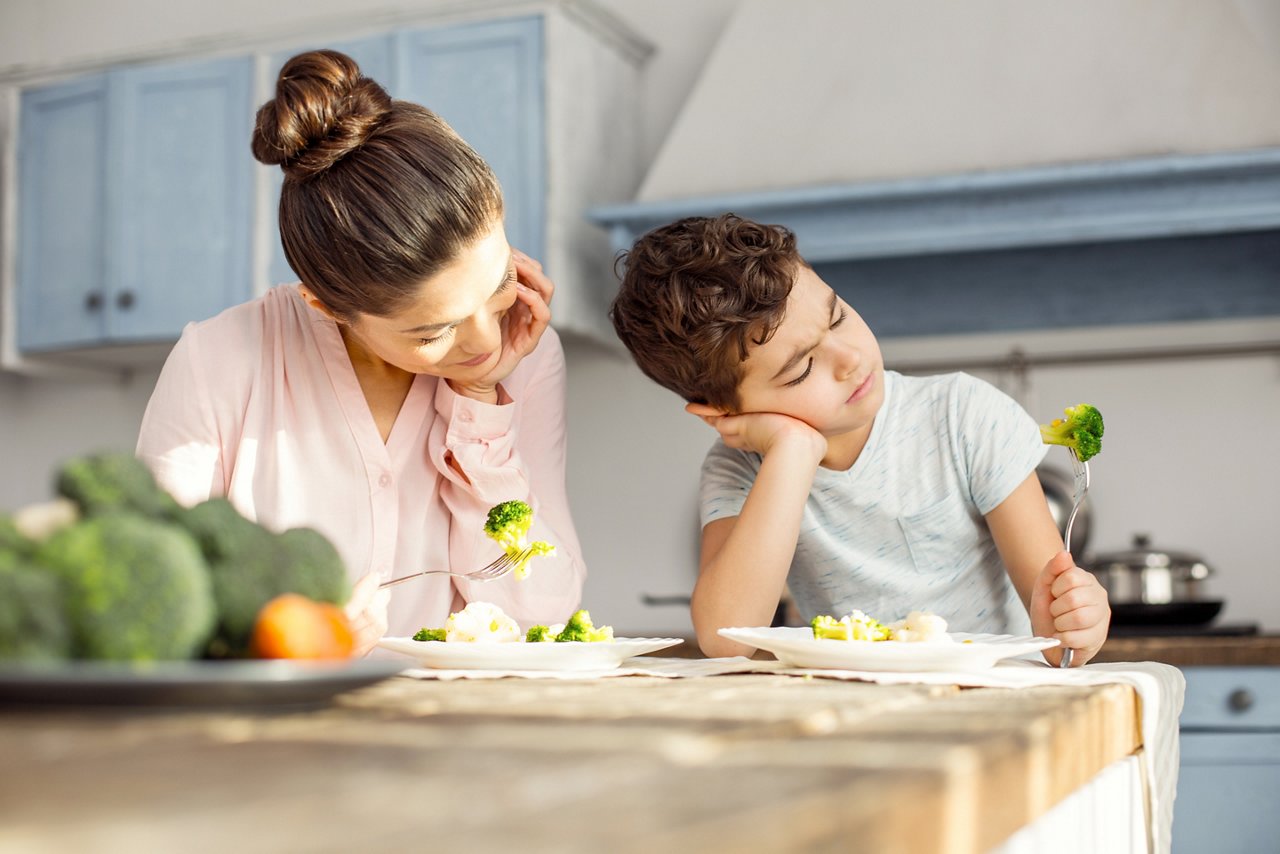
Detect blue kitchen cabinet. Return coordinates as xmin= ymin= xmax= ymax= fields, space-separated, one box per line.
xmin=17 ymin=56 xmax=253 ymax=353
xmin=1172 ymin=667 xmax=1280 ymax=853
xmin=265 ymin=18 xmax=544 ymax=286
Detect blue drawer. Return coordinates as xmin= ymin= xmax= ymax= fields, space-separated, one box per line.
xmin=1180 ymin=667 xmax=1280 ymax=731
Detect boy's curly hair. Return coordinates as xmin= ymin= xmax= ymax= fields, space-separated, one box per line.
xmin=608 ymin=214 xmax=802 ymax=412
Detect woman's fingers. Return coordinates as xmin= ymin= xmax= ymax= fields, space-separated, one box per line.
xmin=513 ymin=250 xmax=554 ymax=305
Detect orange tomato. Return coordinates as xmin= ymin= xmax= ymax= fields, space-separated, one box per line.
xmin=251 ymin=593 xmax=355 ymax=660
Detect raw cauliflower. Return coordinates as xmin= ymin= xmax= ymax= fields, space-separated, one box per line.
xmin=444 ymin=602 xmax=521 ymax=643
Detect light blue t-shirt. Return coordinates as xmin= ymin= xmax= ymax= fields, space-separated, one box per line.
xmin=699 ymin=371 xmax=1048 ymax=635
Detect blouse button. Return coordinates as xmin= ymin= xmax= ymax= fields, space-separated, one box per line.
xmin=378 ymin=473 xmax=392 ymax=488
xmin=458 ymin=410 xmax=474 ymax=423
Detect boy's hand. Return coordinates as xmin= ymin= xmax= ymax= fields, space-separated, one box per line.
xmin=1029 ymin=551 xmax=1110 ymax=667
xmin=685 ymin=404 xmax=827 ymax=460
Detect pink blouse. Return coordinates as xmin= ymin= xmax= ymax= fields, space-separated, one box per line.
xmin=136 ymin=285 xmax=586 ymax=636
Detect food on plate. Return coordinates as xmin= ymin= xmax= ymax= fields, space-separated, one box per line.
xmin=250 ymin=593 xmax=354 ymax=660
xmin=0 ymin=452 xmax=355 ymax=663
xmin=1039 ymin=403 xmax=1104 ymax=462
xmin=483 ymin=500 xmax=555 ymax=580
xmin=411 ymin=605 xmax=614 ymax=644
xmin=811 ymin=609 xmax=952 ymax=643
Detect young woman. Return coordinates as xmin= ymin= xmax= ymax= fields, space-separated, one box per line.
xmin=137 ymin=50 xmax=586 ymax=654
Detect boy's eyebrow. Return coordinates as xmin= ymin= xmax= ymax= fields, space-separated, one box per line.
xmin=399 ymin=254 xmax=515 ymax=334
xmin=770 ymin=291 xmax=839 ymax=381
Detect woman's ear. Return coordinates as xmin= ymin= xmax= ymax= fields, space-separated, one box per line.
xmin=297 ymin=285 xmax=340 ymax=322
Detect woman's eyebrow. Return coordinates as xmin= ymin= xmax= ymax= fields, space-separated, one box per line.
xmin=398 ymin=255 xmax=515 ymax=334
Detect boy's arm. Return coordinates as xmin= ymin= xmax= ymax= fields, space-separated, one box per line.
xmin=690 ymin=412 xmax=827 ymax=658
xmin=985 ymin=472 xmax=1111 ymax=665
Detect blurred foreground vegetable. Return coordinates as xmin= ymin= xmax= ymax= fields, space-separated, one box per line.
xmin=250 ymin=594 xmax=354 ymax=660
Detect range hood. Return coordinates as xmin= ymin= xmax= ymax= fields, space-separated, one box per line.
xmin=589 ymin=0 xmax=1280 ymax=353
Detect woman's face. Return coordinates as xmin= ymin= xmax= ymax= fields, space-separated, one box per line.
xmin=340 ymin=220 xmax=518 ymax=380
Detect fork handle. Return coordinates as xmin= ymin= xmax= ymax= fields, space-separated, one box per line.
xmin=379 ymin=571 xmax=430 ymax=589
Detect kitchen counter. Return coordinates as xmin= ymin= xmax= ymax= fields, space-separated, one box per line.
xmin=0 ymin=672 xmax=1141 ymax=853
xmin=1092 ymin=633 xmax=1280 ymax=667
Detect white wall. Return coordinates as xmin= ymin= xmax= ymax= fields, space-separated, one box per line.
xmin=2 ymin=0 xmax=1278 ymax=636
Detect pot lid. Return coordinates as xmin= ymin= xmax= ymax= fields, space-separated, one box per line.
xmin=1092 ymin=533 xmax=1214 ymax=577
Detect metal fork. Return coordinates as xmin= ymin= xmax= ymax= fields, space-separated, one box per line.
xmin=378 ymin=547 xmax=534 ymax=589
xmin=1058 ymin=449 xmax=1091 ymax=669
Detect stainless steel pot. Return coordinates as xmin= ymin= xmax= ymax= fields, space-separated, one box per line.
xmin=1089 ymin=533 xmax=1215 ymax=605
xmin=1038 ymin=464 xmax=1091 ymax=556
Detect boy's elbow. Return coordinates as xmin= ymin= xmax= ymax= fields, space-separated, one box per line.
xmin=698 ymin=635 xmax=756 ymax=659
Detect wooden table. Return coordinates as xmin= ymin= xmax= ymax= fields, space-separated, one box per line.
xmin=0 ymin=672 xmax=1140 ymax=854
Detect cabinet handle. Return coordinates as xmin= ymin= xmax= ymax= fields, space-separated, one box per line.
xmin=116 ymin=290 xmax=135 ymax=310
xmin=85 ymin=292 xmax=103 ymax=311
xmin=1227 ymin=689 xmax=1254 ymax=713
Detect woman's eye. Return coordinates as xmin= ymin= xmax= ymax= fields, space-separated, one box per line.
xmin=418 ymin=327 xmax=455 ymax=346
xmin=830 ymin=307 xmax=848 ymax=329
xmin=785 ymin=358 xmax=813 ymax=387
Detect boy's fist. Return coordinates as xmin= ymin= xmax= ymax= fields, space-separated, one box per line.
xmin=685 ymin=405 xmax=827 ymax=460
xmin=1029 ymin=550 xmax=1111 ymax=667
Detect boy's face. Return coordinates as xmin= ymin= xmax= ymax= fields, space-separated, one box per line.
xmin=733 ymin=265 xmax=884 ymax=437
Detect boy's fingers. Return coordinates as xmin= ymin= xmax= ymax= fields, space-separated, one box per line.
xmin=1050 ymin=567 xmax=1099 ymax=599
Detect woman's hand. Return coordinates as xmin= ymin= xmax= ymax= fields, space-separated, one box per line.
xmin=451 ymin=249 xmax=553 ymax=402
xmin=1030 ymin=550 xmax=1111 ymax=666
xmin=344 ymin=573 xmax=391 ymax=658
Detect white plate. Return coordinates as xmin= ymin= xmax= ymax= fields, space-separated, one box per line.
xmin=718 ymin=626 xmax=1060 ymax=672
xmin=377 ymin=636 xmax=684 ymax=671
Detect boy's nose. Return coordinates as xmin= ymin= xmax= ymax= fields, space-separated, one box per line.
xmin=833 ymin=342 xmax=861 ymax=380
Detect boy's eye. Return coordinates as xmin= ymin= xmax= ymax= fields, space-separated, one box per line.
xmin=831 ymin=307 xmax=847 ymax=329
xmin=785 ymin=358 xmax=813 ymax=387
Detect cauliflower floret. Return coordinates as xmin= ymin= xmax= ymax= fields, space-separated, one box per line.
xmin=444 ymin=602 xmax=521 ymax=643
xmin=887 ymin=611 xmax=952 ymax=643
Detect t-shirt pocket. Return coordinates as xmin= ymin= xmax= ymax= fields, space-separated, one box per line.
xmin=898 ymin=498 xmax=962 ymax=576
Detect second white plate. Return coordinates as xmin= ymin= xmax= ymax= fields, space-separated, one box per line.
xmin=377 ymin=636 xmax=683 ymax=671
xmin=718 ymin=626 xmax=1059 ymax=671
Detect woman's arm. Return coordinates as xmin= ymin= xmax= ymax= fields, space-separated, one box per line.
xmin=985 ymin=471 xmax=1110 ymax=665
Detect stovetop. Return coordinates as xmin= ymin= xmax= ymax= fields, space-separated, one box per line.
xmin=1108 ymin=622 xmax=1260 ymax=638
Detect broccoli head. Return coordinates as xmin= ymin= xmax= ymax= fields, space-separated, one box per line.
xmin=35 ymin=514 xmax=216 ymax=661
xmin=484 ymin=500 xmax=534 ymax=550
xmin=0 ymin=515 xmax=34 ymax=556
xmin=811 ymin=612 xmax=891 ymax=642
xmin=413 ymin=627 xmax=446 ymax=642
xmin=1040 ymin=404 xmax=1104 ymax=462
xmin=176 ymin=501 xmax=350 ymax=656
xmin=525 ymin=625 xmax=552 ymax=643
xmin=56 ymin=453 xmax=181 ymax=520
xmin=554 ymin=610 xmax=614 ymax=643
xmin=0 ymin=553 xmax=71 ymax=662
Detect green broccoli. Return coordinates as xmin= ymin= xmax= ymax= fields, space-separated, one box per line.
xmin=35 ymin=513 xmax=216 ymax=661
xmin=413 ymin=627 xmax=446 ymax=642
xmin=0 ymin=552 xmax=71 ymax=662
xmin=1040 ymin=404 xmax=1105 ymax=462
xmin=525 ymin=625 xmax=552 ymax=643
xmin=56 ymin=452 xmax=181 ymax=520
xmin=554 ymin=610 xmax=614 ymax=643
xmin=0 ymin=515 xmax=34 ymax=556
xmin=483 ymin=500 xmax=556 ymax=580
xmin=811 ymin=612 xmax=891 ymax=641
xmin=176 ymin=499 xmax=350 ymax=656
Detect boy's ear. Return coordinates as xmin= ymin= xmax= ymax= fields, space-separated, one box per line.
xmin=685 ymin=402 xmax=728 ymax=420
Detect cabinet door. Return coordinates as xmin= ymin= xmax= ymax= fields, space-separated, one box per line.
xmin=266 ymin=35 xmax=398 ymax=286
xmin=111 ymin=56 xmax=253 ymax=342
xmin=16 ymin=76 xmax=110 ymax=352
xmin=396 ymin=17 xmax=545 ymax=261
xmin=1173 ymin=732 xmax=1280 ymax=854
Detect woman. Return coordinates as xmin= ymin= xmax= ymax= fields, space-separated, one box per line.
xmin=136 ymin=50 xmax=586 ymax=654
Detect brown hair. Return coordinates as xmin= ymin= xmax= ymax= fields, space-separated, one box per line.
xmin=608 ymin=214 xmax=802 ymax=411
xmin=252 ymin=49 xmax=503 ymax=319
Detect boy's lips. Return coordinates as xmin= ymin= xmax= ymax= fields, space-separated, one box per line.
xmin=846 ymin=371 xmax=876 ymax=404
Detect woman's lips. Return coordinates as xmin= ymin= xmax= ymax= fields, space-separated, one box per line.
xmin=456 ymin=351 xmax=493 ymax=368
xmin=846 ymin=371 xmax=875 ymax=404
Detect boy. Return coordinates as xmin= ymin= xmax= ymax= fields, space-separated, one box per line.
xmin=609 ymin=214 xmax=1110 ymax=663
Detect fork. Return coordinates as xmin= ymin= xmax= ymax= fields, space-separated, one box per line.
xmin=378 ymin=547 xmax=534 ymax=589
xmin=1058 ymin=449 xmax=1091 ymax=668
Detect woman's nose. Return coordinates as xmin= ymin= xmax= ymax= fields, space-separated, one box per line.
xmin=458 ymin=305 xmax=504 ymax=355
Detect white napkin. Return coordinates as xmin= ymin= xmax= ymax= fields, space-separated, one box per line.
xmin=742 ymin=658 xmax=1185 ymax=854
xmin=399 ymin=655 xmax=761 ymax=681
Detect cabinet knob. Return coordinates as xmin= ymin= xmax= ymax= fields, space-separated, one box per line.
xmin=85 ymin=292 xmax=103 ymax=311
xmin=116 ymin=290 xmax=135 ymax=310
xmin=1227 ymin=688 xmax=1254 ymax=713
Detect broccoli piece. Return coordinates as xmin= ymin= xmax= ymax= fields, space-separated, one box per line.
xmin=0 ymin=553 xmax=71 ymax=662
xmin=554 ymin=610 xmax=614 ymax=643
xmin=0 ymin=515 xmax=34 ymax=556
xmin=35 ymin=514 xmax=216 ymax=661
xmin=56 ymin=452 xmax=181 ymax=520
xmin=811 ymin=615 xmax=849 ymax=640
xmin=413 ymin=627 xmax=446 ymax=642
xmin=1040 ymin=404 xmax=1105 ymax=462
xmin=483 ymin=500 xmax=556 ymax=580
xmin=525 ymin=625 xmax=551 ymax=643
xmin=176 ymin=500 xmax=350 ymax=656
xmin=811 ymin=612 xmax=891 ymax=642
xmin=484 ymin=500 xmax=534 ymax=550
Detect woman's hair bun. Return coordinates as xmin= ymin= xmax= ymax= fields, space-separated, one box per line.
xmin=251 ymin=49 xmax=392 ymax=181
